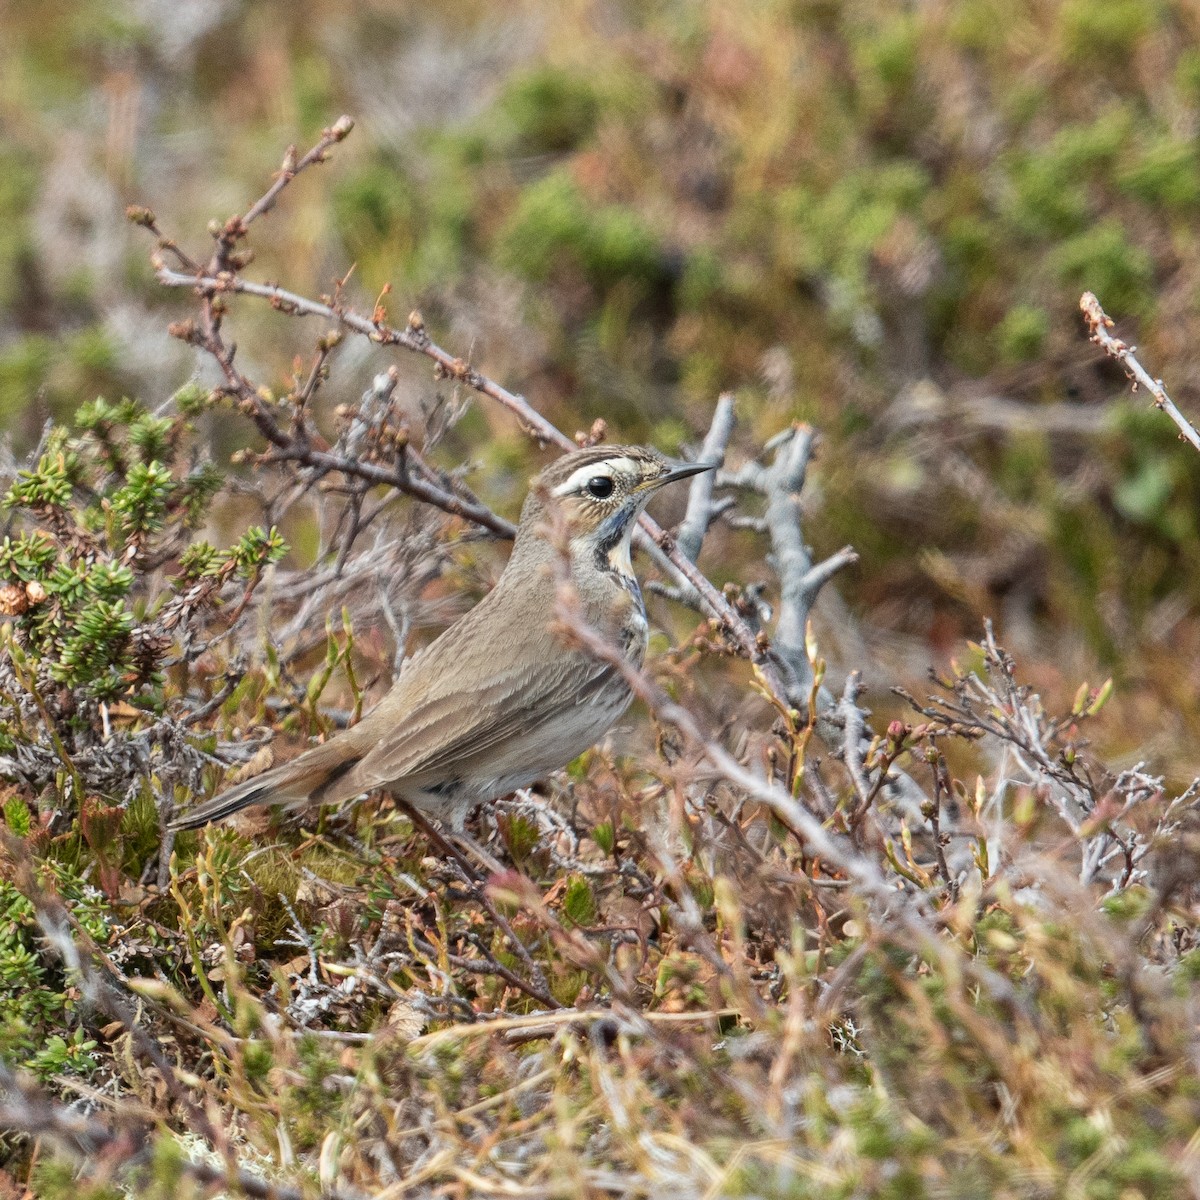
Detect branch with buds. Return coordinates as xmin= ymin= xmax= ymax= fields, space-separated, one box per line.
xmin=1080 ymin=291 xmax=1200 ymax=453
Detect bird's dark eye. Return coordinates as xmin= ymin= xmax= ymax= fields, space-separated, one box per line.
xmin=586 ymin=476 xmax=615 ymax=499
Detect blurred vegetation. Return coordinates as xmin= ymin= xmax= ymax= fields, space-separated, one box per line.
xmin=2 ymin=0 xmax=1200 ymax=1196
xmin=4 ymin=0 xmax=1200 ymax=718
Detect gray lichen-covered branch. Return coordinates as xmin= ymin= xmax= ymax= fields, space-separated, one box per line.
xmin=717 ymin=424 xmax=858 ymax=707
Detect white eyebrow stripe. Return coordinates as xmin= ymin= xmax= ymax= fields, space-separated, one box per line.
xmin=551 ymin=457 xmax=639 ymax=496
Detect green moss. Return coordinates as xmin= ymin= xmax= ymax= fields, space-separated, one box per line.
xmin=1062 ymin=1113 xmax=1106 ymax=1163
xmin=996 ymin=302 xmax=1049 ymax=362
xmin=28 ymin=1157 xmax=122 ymax=1200
xmin=764 ymin=158 xmax=932 ymax=352
xmin=1051 ymin=220 xmax=1154 ymax=316
xmin=69 ymin=326 xmax=116 ymax=376
xmin=499 ymin=67 xmax=601 ymax=153
xmin=1109 ymin=1146 xmax=1186 ymax=1195
xmin=678 ymin=247 xmax=724 ymax=310
xmin=1175 ymin=948 xmax=1200 ymax=983
xmin=562 ymin=874 xmax=597 ymax=927
xmin=1050 ymin=113 xmax=1130 ymax=174
xmin=502 ymin=168 xmax=591 ymax=278
xmin=850 ymin=11 xmax=920 ymax=119
xmin=333 ymin=160 xmax=420 ymax=243
xmin=584 ymin=206 xmax=661 ymax=285
xmin=939 ymin=213 xmax=998 ymax=281
xmin=1060 ymin=0 xmax=1160 ymax=62
xmin=1175 ymin=47 xmax=1200 ymax=99
xmin=497 ymin=170 xmax=662 ymax=291
xmin=947 ymin=0 xmax=1016 ymax=52
xmin=1118 ymin=136 xmax=1200 ymax=210
xmin=1006 ymin=156 xmax=1089 ymax=241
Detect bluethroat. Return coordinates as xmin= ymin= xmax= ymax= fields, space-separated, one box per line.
xmin=170 ymin=445 xmax=715 ymax=831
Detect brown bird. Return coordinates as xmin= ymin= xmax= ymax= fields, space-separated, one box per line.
xmin=170 ymin=444 xmax=714 ymax=832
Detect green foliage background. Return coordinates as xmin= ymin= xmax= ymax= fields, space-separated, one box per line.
xmin=6 ymin=0 xmax=1200 ymax=769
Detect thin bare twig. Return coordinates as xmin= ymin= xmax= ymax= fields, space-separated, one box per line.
xmin=137 ymin=117 xmax=512 ymax=540
xmin=838 ymin=671 xmax=872 ymax=814
xmin=895 ymin=620 xmax=1177 ymax=890
xmin=0 ymin=1062 xmax=364 ymax=1200
xmin=154 ymin=265 xmax=783 ymax=687
xmin=648 ymin=393 xmax=738 ymax=610
xmin=1080 ymin=291 xmax=1200 ymax=454
xmin=167 ymin=312 xmax=514 ymax=538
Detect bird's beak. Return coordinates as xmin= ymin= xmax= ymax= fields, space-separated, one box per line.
xmin=648 ymin=459 xmax=720 ymax=490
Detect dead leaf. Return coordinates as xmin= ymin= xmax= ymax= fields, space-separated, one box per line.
xmin=386 ymin=999 xmax=426 ymax=1040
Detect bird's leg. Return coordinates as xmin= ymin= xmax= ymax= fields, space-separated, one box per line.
xmin=447 ymin=829 xmax=506 ymax=875
xmin=391 ymin=800 xmax=505 ymax=875
xmin=394 ymin=800 xmax=484 ymax=878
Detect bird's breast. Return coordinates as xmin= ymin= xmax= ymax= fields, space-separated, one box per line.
xmin=618 ymin=584 xmax=649 ymax=663
xmin=580 ymin=565 xmax=648 ymax=665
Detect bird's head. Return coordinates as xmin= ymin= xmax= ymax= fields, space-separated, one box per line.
xmin=520 ymin=444 xmax=716 ymax=575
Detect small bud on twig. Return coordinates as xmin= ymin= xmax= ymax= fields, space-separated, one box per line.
xmin=574 ymin=419 xmax=608 ymax=447
xmin=167 ymin=319 xmax=200 ymax=345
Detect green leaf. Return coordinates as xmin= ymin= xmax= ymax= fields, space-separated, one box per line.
xmin=591 ymin=821 xmax=615 ymax=855
xmin=2 ymin=795 xmax=32 ymax=836
xmin=562 ymin=874 xmax=597 ymax=927
xmin=498 ymin=813 xmax=540 ymax=864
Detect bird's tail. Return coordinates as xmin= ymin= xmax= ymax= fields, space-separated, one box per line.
xmin=168 ymin=740 xmax=363 ymax=831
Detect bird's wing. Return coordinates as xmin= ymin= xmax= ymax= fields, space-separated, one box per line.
xmin=350 ymin=649 xmax=616 ymax=788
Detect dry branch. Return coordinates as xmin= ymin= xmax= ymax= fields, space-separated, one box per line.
xmin=718 ymin=425 xmax=858 ymax=705
xmin=0 ymin=1062 xmax=363 ymax=1200
xmin=675 ymin=391 xmax=737 ymax=564
xmin=1080 ymin=291 xmax=1200 ymax=453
